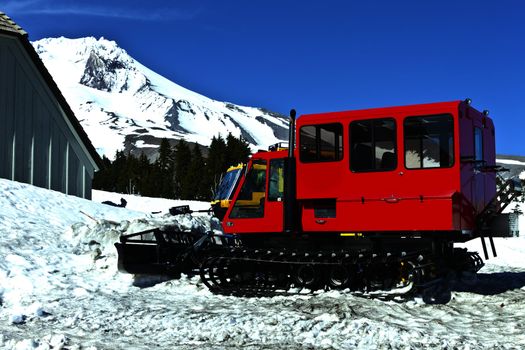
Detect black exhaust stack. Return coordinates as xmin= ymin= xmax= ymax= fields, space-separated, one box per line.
xmin=288 ymin=109 xmax=296 ymax=158
xmin=284 ymin=109 xmax=297 ymax=233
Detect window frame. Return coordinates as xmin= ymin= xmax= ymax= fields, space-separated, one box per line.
xmin=268 ymin=158 xmax=285 ymax=202
xmin=229 ymin=159 xmax=267 ymax=219
xmin=349 ymin=117 xmax=397 ymax=173
xmin=299 ymin=123 xmax=344 ymax=163
xmin=403 ymin=113 xmax=455 ymax=170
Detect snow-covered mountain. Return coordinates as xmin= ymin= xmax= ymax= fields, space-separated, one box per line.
xmin=32 ymin=37 xmax=289 ymax=159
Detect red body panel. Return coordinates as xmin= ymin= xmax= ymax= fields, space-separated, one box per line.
xmin=296 ymin=101 xmax=463 ymax=233
xmin=223 ymin=100 xmax=496 ymax=237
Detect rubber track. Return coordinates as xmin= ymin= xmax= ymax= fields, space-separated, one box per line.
xmin=201 ymin=249 xmax=417 ymax=298
xmin=199 ymin=247 xmax=484 ymax=299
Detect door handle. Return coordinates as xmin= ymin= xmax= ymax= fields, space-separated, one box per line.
xmin=315 ymin=219 xmax=327 ymax=225
xmin=384 ymin=197 xmax=400 ymax=204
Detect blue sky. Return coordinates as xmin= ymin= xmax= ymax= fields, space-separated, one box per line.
xmin=4 ymin=0 xmax=525 ymax=155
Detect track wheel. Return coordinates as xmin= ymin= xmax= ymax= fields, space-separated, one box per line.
xmin=293 ymin=264 xmax=320 ymax=289
xmin=199 ymin=256 xmax=220 ymax=292
xmin=327 ymin=265 xmax=350 ymax=289
xmin=399 ymin=261 xmax=418 ymax=287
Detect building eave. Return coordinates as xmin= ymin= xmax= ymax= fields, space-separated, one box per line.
xmin=0 ymin=12 xmax=103 ymax=170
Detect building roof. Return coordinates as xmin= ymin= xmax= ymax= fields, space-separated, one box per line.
xmin=0 ymin=12 xmax=27 ymax=36
xmin=0 ymin=12 xmax=103 ymax=170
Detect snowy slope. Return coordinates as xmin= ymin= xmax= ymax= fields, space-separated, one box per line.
xmin=497 ymin=156 xmax=525 ymax=181
xmin=32 ymin=37 xmax=289 ymax=159
xmin=1 ymin=178 xmax=525 ymax=349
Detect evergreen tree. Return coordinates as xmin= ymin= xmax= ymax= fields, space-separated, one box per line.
xmin=92 ymin=155 xmax=113 ymax=191
xmin=183 ymin=144 xmax=207 ymax=200
xmin=207 ymin=135 xmax=227 ymax=197
xmin=124 ymin=153 xmax=140 ymax=194
xmin=136 ymin=153 xmax=154 ymax=197
xmin=174 ymin=139 xmax=192 ymax=199
xmin=92 ymin=133 xmax=253 ymax=201
xmin=156 ymin=139 xmax=174 ymax=172
xmin=93 ymin=151 xmax=151 ymax=195
xmin=114 ymin=150 xmax=130 ymax=193
xmin=155 ymin=138 xmax=175 ymax=198
xmin=225 ymin=133 xmax=251 ymax=167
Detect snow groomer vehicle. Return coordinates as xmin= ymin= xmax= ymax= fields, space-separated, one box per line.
xmin=115 ymin=99 xmax=522 ymax=298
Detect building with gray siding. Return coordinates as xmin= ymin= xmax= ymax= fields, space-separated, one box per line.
xmin=0 ymin=13 xmax=101 ymax=199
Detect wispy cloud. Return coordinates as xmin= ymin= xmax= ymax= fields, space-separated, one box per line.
xmin=2 ymin=0 xmax=41 ymax=13
xmin=2 ymin=0 xmax=200 ymax=21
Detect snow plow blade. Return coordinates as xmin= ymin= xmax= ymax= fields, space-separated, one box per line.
xmin=115 ymin=228 xmax=211 ymax=275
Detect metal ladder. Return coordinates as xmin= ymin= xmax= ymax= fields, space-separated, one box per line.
xmin=478 ymin=177 xmax=522 ymax=228
xmin=476 ymin=177 xmax=522 ymax=259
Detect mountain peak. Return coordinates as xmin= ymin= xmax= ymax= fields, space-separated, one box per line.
xmin=33 ymin=36 xmax=288 ymax=159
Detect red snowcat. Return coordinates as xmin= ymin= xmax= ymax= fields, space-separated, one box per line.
xmin=115 ymin=99 xmax=522 ymax=300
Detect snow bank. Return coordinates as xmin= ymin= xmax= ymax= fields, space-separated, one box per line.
xmin=1 ymin=178 xmax=525 ymax=349
xmin=0 ymin=179 xmax=211 ymax=348
xmin=92 ymin=189 xmax=211 ymax=214
xmin=496 ymin=158 xmax=525 ymax=166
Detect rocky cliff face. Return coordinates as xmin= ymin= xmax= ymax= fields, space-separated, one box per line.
xmin=33 ymin=37 xmax=288 ymax=160
xmin=80 ymin=49 xmax=142 ymax=93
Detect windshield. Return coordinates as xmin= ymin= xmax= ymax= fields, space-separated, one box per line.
xmin=214 ymin=168 xmax=242 ymax=200
xmin=230 ymin=160 xmax=267 ymax=219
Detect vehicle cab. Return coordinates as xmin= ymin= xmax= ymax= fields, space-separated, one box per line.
xmin=223 ymin=100 xmax=499 ymax=239
xmin=222 ymin=149 xmax=288 ymax=234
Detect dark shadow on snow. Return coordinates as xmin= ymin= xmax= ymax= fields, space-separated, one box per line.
xmin=450 ymin=271 xmax=525 ymax=295
xmin=129 ymin=271 xmax=525 ymax=303
xmin=132 ymin=274 xmax=177 ymax=288
xmin=417 ymin=271 xmax=525 ymax=305
xmin=131 ymin=271 xmax=199 ymax=288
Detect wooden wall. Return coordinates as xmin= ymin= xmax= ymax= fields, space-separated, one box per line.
xmin=0 ymin=35 xmax=95 ymax=199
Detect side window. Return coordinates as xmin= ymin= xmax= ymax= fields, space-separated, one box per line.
xmin=299 ymin=123 xmax=343 ymax=162
xmin=404 ymin=114 xmax=454 ymax=169
xmin=350 ymin=118 xmax=397 ymax=172
xmin=230 ymin=160 xmax=267 ymax=218
xmin=474 ymin=127 xmax=483 ymax=161
xmin=268 ymin=159 xmax=284 ymax=201
xmin=300 ymin=126 xmax=317 ymax=162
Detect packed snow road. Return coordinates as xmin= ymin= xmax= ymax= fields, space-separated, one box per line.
xmin=1 ymin=179 xmax=524 ymax=349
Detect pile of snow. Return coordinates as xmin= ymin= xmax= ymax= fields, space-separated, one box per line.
xmin=1 ymin=178 xmax=525 ymax=349
xmin=0 ymin=179 xmax=213 ymax=349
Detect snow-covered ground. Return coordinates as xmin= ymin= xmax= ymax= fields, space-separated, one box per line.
xmin=1 ymin=178 xmax=525 ymax=349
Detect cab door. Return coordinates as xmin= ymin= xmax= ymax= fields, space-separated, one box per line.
xmin=223 ymin=158 xmax=285 ymax=234
xmin=400 ymin=113 xmax=457 ymax=230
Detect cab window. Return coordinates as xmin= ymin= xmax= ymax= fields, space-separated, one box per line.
xmin=404 ymin=114 xmax=454 ymax=169
xmin=300 ymin=123 xmax=343 ymax=162
xmin=268 ymin=159 xmax=284 ymax=202
xmin=474 ymin=127 xmax=483 ymax=161
xmin=350 ymin=118 xmax=397 ymax=172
